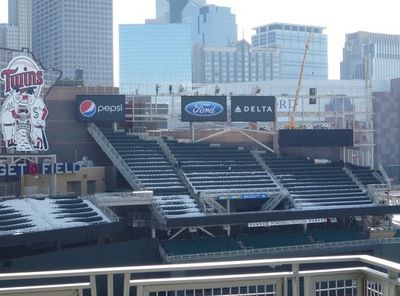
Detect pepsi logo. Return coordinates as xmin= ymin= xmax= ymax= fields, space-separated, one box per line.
xmin=185 ymin=101 xmax=224 ymax=117
xmin=80 ymin=100 xmax=96 ymax=117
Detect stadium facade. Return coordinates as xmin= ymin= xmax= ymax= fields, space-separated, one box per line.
xmin=2 ymin=55 xmax=400 ymax=296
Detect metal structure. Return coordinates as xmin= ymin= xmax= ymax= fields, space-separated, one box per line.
xmin=288 ymin=32 xmax=313 ymax=129
xmin=117 ymin=79 xmax=381 ymax=168
xmin=1 ymin=255 xmax=400 ymax=296
xmin=87 ymin=123 xmax=145 ymax=191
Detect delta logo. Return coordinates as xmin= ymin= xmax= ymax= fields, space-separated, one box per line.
xmin=79 ymin=100 xmax=97 ymax=117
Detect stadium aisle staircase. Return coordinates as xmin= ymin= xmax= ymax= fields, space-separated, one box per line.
xmin=261 ymin=154 xmax=373 ymax=208
xmin=346 ymin=164 xmax=384 ymax=187
xmin=97 ymin=129 xmax=203 ymax=218
xmin=165 ymin=140 xmax=279 ymax=195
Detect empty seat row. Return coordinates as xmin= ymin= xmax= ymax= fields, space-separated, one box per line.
xmin=101 ymin=130 xmax=202 ymax=218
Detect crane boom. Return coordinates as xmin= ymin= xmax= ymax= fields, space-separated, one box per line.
xmin=288 ymin=32 xmax=313 ymax=129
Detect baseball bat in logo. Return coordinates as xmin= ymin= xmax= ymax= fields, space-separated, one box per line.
xmin=0 ymin=56 xmax=49 ymax=152
xmin=79 ymin=100 xmax=97 ymax=117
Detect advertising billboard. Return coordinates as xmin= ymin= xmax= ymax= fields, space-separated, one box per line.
xmin=231 ymin=96 xmax=275 ymax=122
xmin=77 ymin=95 xmax=125 ymax=122
xmin=181 ymin=96 xmax=227 ymax=122
xmin=0 ymin=56 xmax=49 ymax=152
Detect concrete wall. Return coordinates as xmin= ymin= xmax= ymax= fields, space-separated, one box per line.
xmin=161 ymin=128 xmax=274 ymax=149
xmin=373 ymin=89 xmax=400 ymax=167
xmin=22 ymin=167 xmax=105 ymax=196
xmin=44 ymin=86 xmax=117 ymax=165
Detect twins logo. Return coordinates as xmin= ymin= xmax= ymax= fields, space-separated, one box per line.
xmin=79 ymin=100 xmax=97 ymax=117
xmin=0 ymin=56 xmax=49 ymax=152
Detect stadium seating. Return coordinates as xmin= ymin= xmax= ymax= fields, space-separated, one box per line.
xmin=165 ymin=140 xmax=279 ymax=194
xmin=261 ymin=154 xmax=373 ymax=208
xmin=346 ymin=164 xmax=384 ymax=186
xmin=311 ymin=228 xmax=364 ymax=243
xmin=240 ymin=231 xmax=311 ymax=249
xmin=0 ymin=201 xmax=35 ymax=233
xmin=0 ymin=195 xmax=109 ymax=236
xmin=161 ymin=236 xmax=241 ymax=256
xmin=100 ymin=129 xmax=203 ymax=218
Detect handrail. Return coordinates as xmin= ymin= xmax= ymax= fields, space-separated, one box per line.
xmin=379 ymin=163 xmax=392 ymax=189
xmin=165 ymin=237 xmax=400 ymax=262
xmin=0 ymin=254 xmax=400 ymax=296
xmin=1 ymin=254 xmax=399 ymax=279
xmin=87 ymin=124 xmax=145 ymax=190
xmin=343 ymin=166 xmax=366 ymax=192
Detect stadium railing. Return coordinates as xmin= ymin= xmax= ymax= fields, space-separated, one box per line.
xmin=1 ymin=254 xmax=400 ymax=296
xmin=162 ymin=237 xmax=400 ymax=263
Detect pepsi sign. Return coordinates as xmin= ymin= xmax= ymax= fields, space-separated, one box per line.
xmin=181 ymin=96 xmax=227 ymax=122
xmin=77 ymin=95 xmax=125 ymax=122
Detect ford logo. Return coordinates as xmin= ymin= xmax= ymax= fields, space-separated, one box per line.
xmin=185 ymin=101 xmax=224 ymax=117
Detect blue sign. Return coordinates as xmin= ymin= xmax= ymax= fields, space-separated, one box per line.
xmin=184 ymin=101 xmax=224 ymax=117
xmin=0 ymin=163 xmax=81 ymax=176
xmin=77 ymin=95 xmax=125 ymax=122
xmin=218 ymin=193 xmax=268 ymax=200
xmin=181 ymin=96 xmax=227 ymax=122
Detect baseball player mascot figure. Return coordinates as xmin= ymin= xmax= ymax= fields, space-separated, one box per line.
xmin=0 ymin=56 xmax=48 ymax=152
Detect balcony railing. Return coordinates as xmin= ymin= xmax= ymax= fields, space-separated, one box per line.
xmin=0 ymin=254 xmax=400 ymax=296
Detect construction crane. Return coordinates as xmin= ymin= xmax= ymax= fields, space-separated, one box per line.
xmin=287 ymin=31 xmax=313 ymax=129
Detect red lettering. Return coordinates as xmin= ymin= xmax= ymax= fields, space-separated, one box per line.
xmin=0 ymin=69 xmax=18 ymax=92
xmin=36 ymin=71 xmax=44 ymax=85
xmin=1 ymin=69 xmax=44 ymax=93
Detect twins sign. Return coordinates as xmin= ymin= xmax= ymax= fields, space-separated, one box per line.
xmin=0 ymin=56 xmax=49 ymax=152
xmin=181 ymin=96 xmax=227 ymax=122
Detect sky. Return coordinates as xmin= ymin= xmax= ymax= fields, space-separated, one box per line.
xmin=1 ymin=0 xmax=399 ymax=83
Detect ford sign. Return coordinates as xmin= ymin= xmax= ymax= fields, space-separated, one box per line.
xmin=185 ymin=101 xmax=224 ymax=117
xmin=181 ymin=96 xmax=227 ymax=122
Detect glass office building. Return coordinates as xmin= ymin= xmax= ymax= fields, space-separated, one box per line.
xmin=341 ymin=31 xmax=400 ymax=80
xmin=182 ymin=4 xmax=237 ymax=47
xmin=193 ymin=40 xmax=281 ymax=83
xmin=0 ymin=0 xmax=32 ymax=66
xmin=32 ymin=0 xmax=113 ymax=87
xmin=252 ymin=23 xmax=328 ymax=80
xmin=119 ymin=24 xmax=192 ymax=90
xmin=156 ymin=0 xmax=206 ymax=23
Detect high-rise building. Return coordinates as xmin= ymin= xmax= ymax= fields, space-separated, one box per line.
xmin=119 ymin=24 xmax=192 ymax=89
xmin=182 ymin=4 xmax=237 ymax=47
xmin=156 ymin=0 xmax=206 ymax=23
xmin=193 ymin=40 xmax=281 ymax=84
xmin=341 ymin=31 xmax=400 ymax=81
xmin=156 ymin=0 xmax=170 ymax=23
xmin=31 ymin=0 xmax=113 ymax=87
xmin=8 ymin=0 xmax=32 ymax=51
xmin=252 ymin=23 xmax=328 ymax=80
xmin=0 ymin=0 xmax=32 ymax=68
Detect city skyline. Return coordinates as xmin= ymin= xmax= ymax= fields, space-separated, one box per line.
xmin=1 ymin=0 xmax=399 ymax=84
